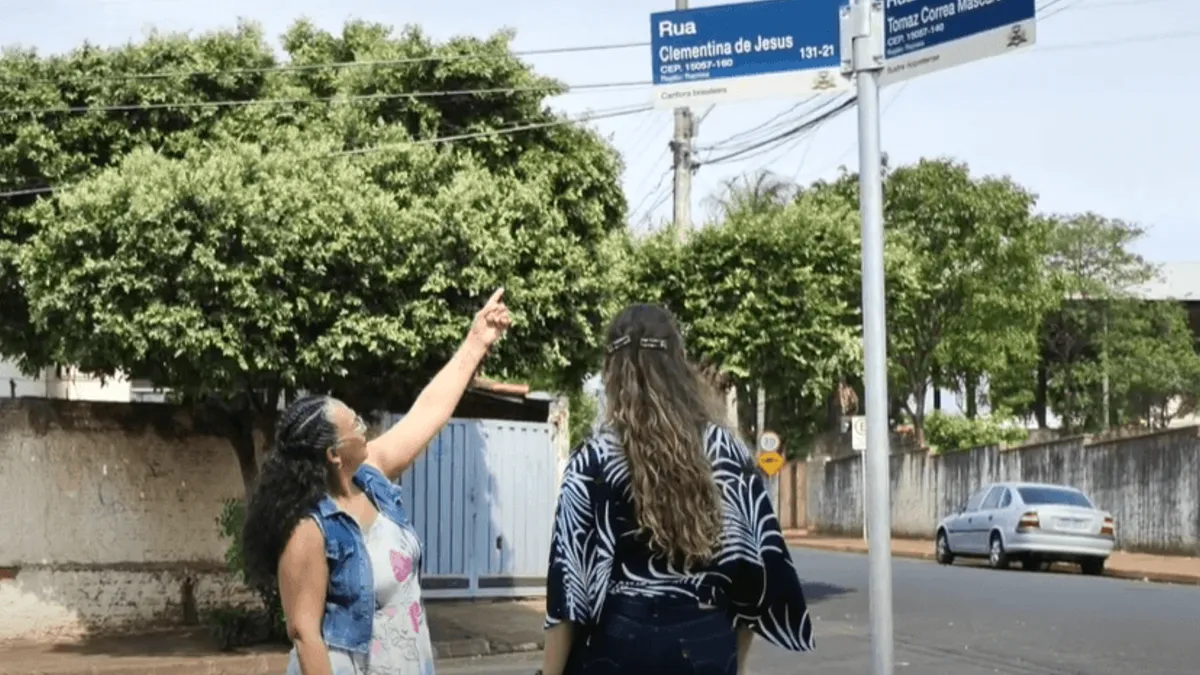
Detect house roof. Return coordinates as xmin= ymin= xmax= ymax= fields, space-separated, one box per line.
xmin=470 ymin=377 xmax=530 ymax=397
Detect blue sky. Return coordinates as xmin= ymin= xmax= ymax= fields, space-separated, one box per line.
xmin=3 ymin=0 xmax=1196 ymax=262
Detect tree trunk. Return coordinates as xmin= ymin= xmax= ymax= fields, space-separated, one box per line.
xmin=931 ymin=360 xmax=942 ymax=411
xmin=910 ymin=382 xmax=928 ymax=449
xmin=965 ymin=372 xmax=978 ymax=419
xmin=229 ymin=406 xmax=259 ymax=496
xmin=1035 ymin=360 xmax=1048 ymax=428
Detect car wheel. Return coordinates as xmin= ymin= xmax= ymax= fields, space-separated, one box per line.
xmin=1080 ymin=557 xmax=1106 ymax=576
xmin=988 ymin=533 xmax=1009 ymax=570
xmin=936 ymin=530 xmax=954 ymax=565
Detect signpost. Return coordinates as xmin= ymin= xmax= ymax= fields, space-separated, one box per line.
xmin=757 ymin=430 xmax=785 ymax=477
xmin=851 ymin=414 xmax=869 ymax=542
xmin=649 ymin=0 xmax=850 ymax=109
xmin=645 ymin=2 xmax=1038 ymax=673
xmin=757 ymin=450 xmax=785 ymax=476
xmin=881 ymin=0 xmax=1037 ymax=84
xmin=851 ymin=416 xmax=867 ymax=452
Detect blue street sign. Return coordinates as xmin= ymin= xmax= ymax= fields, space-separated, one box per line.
xmin=649 ymin=0 xmax=849 ymax=109
xmin=882 ymin=0 xmax=1037 ymax=83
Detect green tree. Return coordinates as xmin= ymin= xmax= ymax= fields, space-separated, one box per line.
xmin=1 ymin=22 xmax=282 ymax=368
xmin=923 ymin=411 xmax=1028 ymax=454
xmin=9 ymin=21 xmax=629 ymax=491
xmin=628 ymin=196 xmax=863 ymax=449
xmin=1037 ymin=213 xmax=1159 ymax=431
xmin=705 ymin=169 xmax=795 ymax=220
xmin=801 ymin=159 xmax=1049 ymax=446
xmin=1106 ymin=299 xmax=1200 ymax=428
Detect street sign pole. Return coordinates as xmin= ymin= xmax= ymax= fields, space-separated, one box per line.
xmin=646 ymin=4 xmax=1037 ymax=675
xmin=841 ymin=2 xmax=892 ymax=675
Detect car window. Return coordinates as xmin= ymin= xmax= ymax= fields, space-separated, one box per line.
xmin=963 ymin=489 xmax=988 ymax=512
xmin=1017 ymin=486 xmax=1093 ymax=508
xmin=980 ymin=486 xmax=1004 ymax=510
xmin=998 ymin=489 xmax=1012 ymax=509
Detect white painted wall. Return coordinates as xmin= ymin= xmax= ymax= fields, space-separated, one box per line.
xmin=0 ymin=359 xmax=133 ymax=402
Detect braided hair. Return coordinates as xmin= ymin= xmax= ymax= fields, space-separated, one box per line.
xmin=242 ymin=395 xmax=341 ymax=586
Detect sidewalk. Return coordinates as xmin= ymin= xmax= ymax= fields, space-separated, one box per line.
xmin=0 ymin=599 xmax=547 ymax=675
xmin=785 ymin=530 xmax=1200 ymax=585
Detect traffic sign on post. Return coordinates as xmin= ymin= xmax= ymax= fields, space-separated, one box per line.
xmin=881 ymin=0 xmax=1037 ymax=84
xmin=649 ymin=0 xmax=850 ymax=109
xmin=758 ymin=451 xmax=785 ymax=476
xmin=758 ymin=430 xmax=781 ymax=453
xmin=851 ymin=416 xmax=867 ymax=452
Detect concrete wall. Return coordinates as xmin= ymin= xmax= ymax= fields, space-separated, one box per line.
xmin=0 ymin=399 xmax=255 ymax=643
xmin=806 ymin=427 xmax=1200 ymax=555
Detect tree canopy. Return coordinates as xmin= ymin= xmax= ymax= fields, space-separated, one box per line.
xmin=799 ymin=158 xmax=1052 ymax=445
xmin=629 ymin=158 xmax=1197 ymax=453
xmin=3 ymin=20 xmax=630 ymax=489
xmin=627 ymin=179 xmax=863 ymax=448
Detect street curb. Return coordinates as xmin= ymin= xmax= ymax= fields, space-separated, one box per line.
xmin=1 ymin=637 xmax=547 ymax=675
xmin=786 ymin=537 xmax=1200 ymax=586
xmin=433 ymin=636 xmax=544 ymax=659
xmin=0 ymin=652 xmax=286 ymax=675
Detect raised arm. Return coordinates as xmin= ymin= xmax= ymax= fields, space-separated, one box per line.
xmin=366 ymin=288 xmax=511 ymax=480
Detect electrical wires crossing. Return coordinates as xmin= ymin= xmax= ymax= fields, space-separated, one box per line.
xmin=0 ymin=103 xmax=654 ymax=199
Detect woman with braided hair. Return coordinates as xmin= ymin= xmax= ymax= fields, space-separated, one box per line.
xmin=539 ymin=304 xmax=813 ymax=675
xmin=242 ymin=289 xmax=511 ymax=675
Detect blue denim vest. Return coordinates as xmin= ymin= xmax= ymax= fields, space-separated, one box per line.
xmin=309 ymin=463 xmax=416 ymax=654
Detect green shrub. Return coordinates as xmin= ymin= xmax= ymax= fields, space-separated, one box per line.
xmin=206 ymin=498 xmax=288 ymax=650
xmin=924 ymin=412 xmax=1028 ymax=454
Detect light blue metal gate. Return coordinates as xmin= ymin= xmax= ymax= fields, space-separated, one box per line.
xmin=385 ymin=416 xmax=558 ymax=599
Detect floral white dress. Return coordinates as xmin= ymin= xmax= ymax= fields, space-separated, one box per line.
xmin=286 ymin=514 xmax=436 ymax=675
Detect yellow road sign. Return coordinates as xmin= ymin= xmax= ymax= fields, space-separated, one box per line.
xmin=757 ymin=450 xmax=785 ymax=476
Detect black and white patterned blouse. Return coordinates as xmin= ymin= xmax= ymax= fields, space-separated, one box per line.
xmin=544 ymin=424 xmax=815 ymax=653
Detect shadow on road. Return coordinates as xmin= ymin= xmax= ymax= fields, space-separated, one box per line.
xmin=801 ymin=580 xmax=853 ymax=604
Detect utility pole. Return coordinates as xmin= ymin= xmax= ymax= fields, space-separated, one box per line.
xmin=842 ymin=1 xmax=893 ymax=674
xmin=670 ymin=0 xmax=694 ymax=240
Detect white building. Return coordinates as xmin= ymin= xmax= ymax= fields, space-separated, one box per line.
xmin=0 ymin=361 xmax=134 ymax=401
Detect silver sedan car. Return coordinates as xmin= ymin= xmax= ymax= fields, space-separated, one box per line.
xmin=934 ymin=481 xmax=1115 ymax=575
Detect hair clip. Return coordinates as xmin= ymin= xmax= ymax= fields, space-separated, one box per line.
xmin=639 ymin=338 xmax=668 ymax=351
xmin=606 ymin=335 xmax=632 ymax=354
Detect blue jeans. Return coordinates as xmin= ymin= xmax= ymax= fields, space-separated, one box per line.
xmin=572 ymin=594 xmax=737 ymax=674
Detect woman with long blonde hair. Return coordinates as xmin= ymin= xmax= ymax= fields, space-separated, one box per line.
xmin=539 ymin=304 xmax=814 ymax=675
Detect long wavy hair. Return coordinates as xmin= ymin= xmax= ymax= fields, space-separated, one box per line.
xmin=603 ymin=304 xmax=727 ymax=569
xmin=242 ymin=395 xmax=340 ymax=586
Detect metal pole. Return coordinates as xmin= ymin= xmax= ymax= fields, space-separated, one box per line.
xmin=848 ymin=2 xmax=894 ymax=674
xmin=670 ymin=0 xmax=693 ymax=240
xmin=862 ymin=454 xmax=868 ymax=542
xmin=757 ymin=384 xmax=778 ymax=506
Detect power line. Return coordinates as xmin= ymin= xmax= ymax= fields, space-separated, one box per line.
xmin=699 ymin=95 xmax=857 ymax=168
xmin=628 ymin=166 xmax=672 ymax=224
xmin=697 ymin=96 xmax=820 ymax=152
xmin=0 ymin=104 xmax=653 ymax=199
xmin=0 ymin=80 xmax=649 ymax=117
xmin=335 ymin=104 xmax=650 ymax=156
xmin=1 ymin=40 xmax=651 ymax=84
xmin=697 ymin=96 xmax=836 ymax=161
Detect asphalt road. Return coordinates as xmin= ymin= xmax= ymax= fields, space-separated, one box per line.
xmin=439 ymin=546 xmax=1200 ymax=674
